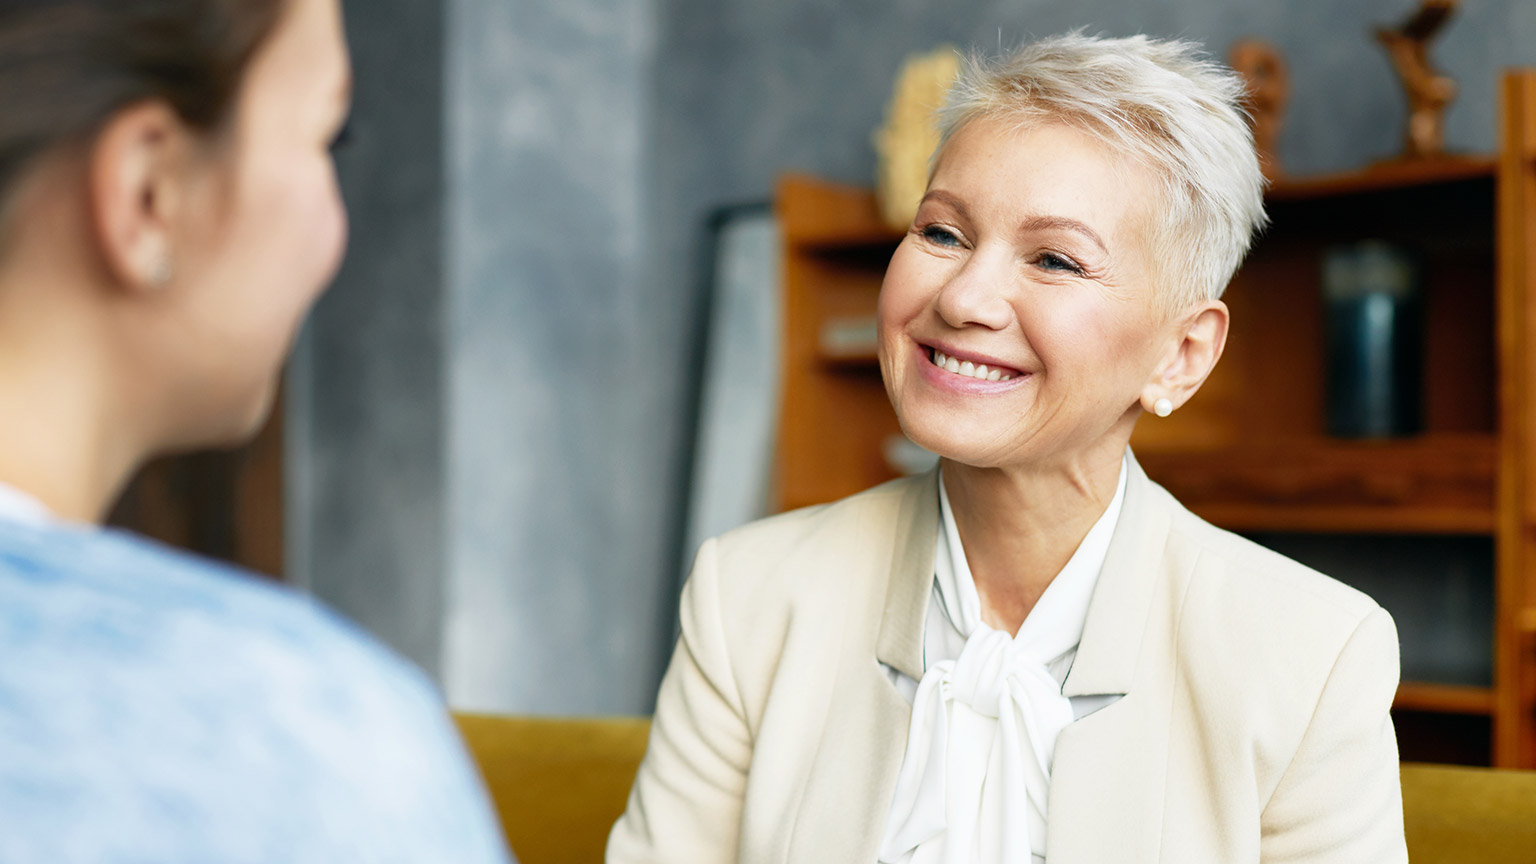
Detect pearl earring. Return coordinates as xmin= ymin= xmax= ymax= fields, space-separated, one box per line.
xmin=150 ymin=256 xmax=174 ymax=287
xmin=1153 ymin=397 xmax=1174 ymax=418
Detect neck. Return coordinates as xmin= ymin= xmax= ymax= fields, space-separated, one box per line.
xmin=942 ymin=434 xmax=1128 ymax=635
xmin=0 ymin=281 xmax=146 ymax=524
xmin=0 ymin=163 xmax=159 ymax=524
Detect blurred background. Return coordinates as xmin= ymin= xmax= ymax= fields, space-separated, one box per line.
xmin=113 ymin=0 xmax=1536 ymax=760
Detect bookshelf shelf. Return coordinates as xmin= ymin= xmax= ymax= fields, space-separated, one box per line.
xmin=1395 ymin=683 xmax=1497 ymax=716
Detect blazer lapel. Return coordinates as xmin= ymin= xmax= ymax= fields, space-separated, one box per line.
xmin=876 ymin=468 xmax=940 ymax=682
xmin=786 ymin=470 xmax=939 ymax=864
xmin=1062 ymin=453 xmax=1170 ymax=699
xmin=1048 ymin=453 xmax=1185 ymax=864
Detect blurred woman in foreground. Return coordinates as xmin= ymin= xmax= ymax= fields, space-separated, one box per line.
xmin=0 ymin=1 xmax=509 ymax=860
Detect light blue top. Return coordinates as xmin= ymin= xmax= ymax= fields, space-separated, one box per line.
xmin=0 ymin=513 xmax=513 ymax=864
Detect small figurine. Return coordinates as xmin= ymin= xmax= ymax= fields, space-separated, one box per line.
xmin=1229 ymin=40 xmax=1289 ymax=181
xmin=1376 ymin=0 xmax=1459 ymax=159
xmin=874 ymin=47 xmax=961 ymax=231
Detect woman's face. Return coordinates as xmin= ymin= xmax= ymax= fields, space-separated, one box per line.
xmin=878 ymin=117 xmax=1176 ymax=470
xmin=153 ymin=0 xmax=351 ymax=447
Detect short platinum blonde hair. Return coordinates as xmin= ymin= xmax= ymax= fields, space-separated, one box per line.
xmin=936 ymin=32 xmax=1269 ymax=311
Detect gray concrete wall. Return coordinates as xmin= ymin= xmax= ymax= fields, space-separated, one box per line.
xmin=288 ymin=0 xmax=449 ymax=678
xmin=440 ymin=0 xmax=672 ymax=714
xmin=295 ymin=0 xmax=678 ymax=715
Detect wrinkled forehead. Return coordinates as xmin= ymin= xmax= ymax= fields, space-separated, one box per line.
xmin=929 ymin=115 xmax=1172 ymax=246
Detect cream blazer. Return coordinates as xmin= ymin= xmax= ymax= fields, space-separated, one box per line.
xmin=608 ymin=456 xmax=1407 ymax=863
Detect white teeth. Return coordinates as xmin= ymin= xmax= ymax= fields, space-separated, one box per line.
xmin=930 ymin=347 xmax=1016 ymax=381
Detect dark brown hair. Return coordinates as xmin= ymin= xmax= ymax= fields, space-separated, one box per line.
xmin=0 ymin=0 xmax=287 ymax=208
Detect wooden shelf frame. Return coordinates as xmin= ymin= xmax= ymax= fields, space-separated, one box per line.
xmin=1495 ymin=69 xmax=1536 ymax=768
xmin=1395 ymin=682 xmax=1497 ymax=716
xmin=1136 ymin=436 xmax=1498 ymax=536
xmin=1268 ymin=156 xmax=1496 ymax=201
xmin=776 ymin=176 xmax=908 ymax=511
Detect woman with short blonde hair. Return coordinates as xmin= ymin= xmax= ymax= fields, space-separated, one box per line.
xmin=610 ymin=32 xmax=1405 ymax=864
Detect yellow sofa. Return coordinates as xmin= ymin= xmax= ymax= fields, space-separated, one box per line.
xmin=1400 ymin=762 xmax=1536 ymax=863
xmin=455 ymin=714 xmax=650 ymax=864
xmin=455 ymin=714 xmax=1536 ymax=864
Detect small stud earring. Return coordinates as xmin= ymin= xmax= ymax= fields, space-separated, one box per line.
xmin=1153 ymin=397 xmax=1174 ymax=418
xmin=149 ymin=257 xmax=174 ymax=287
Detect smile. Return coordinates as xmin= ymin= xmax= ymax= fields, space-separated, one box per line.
xmin=928 ymin=347 xmax=1017 ymax=382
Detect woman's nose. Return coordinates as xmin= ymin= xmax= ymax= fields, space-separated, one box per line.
xmin=934 ymin=249 xmax=1014 ymax=331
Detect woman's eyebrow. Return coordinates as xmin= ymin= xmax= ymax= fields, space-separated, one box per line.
xmin=918 ymin=189 xmax=971 ymax=222
xmin=1017 ymin=215 xmax=1108 ymax=253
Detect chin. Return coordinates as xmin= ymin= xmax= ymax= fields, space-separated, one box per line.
xmin=233 ymin=386 xmax=280 ymax=443
xmin=895 ymin=405 xmax=1022 ymax=470
xmin=197 ymin=381 xmax=280 ymax=451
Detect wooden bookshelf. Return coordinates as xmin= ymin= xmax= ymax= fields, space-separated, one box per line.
xmin=773 ymin=69 xmax=1536 ymax=768
xmin=1395 ymin=682 xmax=1497 ymax=716
xmin=1267 ymin=155 xmax=1496 ymax=201
xmin=1136 ymin=436 xmax=1497 ymax=535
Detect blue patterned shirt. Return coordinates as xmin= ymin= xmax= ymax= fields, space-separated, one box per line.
xmin=0 ymin=515 xmax=513 ymax=864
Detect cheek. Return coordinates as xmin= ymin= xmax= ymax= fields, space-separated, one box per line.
xmin=1027 ymin=296 xmax=1153 ymax=394
xmin=1032 ymin=301 xmax=1106 ymax=363
xmin=243 ymin=158 xmax=346 ymax=325
xmin=194 ymin=153 xmax=346 ymax=368
xmin=878 ymin=243 xmax=939 ymax=336
xmin=316 ymin=167 xmax=348 ymax=274
xmin=275 ymin=161 xmax=347 ymax=289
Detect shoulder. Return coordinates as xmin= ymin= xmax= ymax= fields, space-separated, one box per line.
xmin=710 ymin=474 xmax=916 ymax=572
xmin=0 ymin=521 xmax=410 ymax=679
xmin=0 ymin=522 xmax=508 ymax=860
xmin=0 ymin=521 xmax=452 ymax=751
xmin=703 ymin=474 xmax=920 ymax=602
xmin=682 ymin=474 xmax=922 ymax=652
xmin=1147 ymin=486 xmax=1399 ymax=741
xmin=1161 ymin=491 xmax=1383 ymax=632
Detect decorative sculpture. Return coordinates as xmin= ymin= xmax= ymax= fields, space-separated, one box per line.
xmin=873 ymin=47 xmax=960 ymax=231
xmin=1376 ymin=0 xmax=1459 ymax=159
xmin=1229 ymin=40 xmax=1289 ymax=181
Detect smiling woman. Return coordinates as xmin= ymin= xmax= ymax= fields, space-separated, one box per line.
xmin=611 ymin=33 xmax=1408 ymax=864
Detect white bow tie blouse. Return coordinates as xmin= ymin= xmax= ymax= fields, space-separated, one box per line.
xmin=879 ymin=455 xmax=1128 ymax=864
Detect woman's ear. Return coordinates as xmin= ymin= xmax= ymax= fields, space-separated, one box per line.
xmin=88 ymin=101 xmax=190 ymax=294
xmin=1139 ymin=299 xmax=1230 ymax=415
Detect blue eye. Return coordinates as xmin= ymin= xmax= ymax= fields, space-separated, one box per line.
xmin=1038 ymin=253 xmax=1084 ymax=275
xmin=921 ymin=225 xmax=963 ymax=247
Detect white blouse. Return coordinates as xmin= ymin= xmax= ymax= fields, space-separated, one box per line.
xmin=879 ymin=455 xmax=1128 ymax=864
